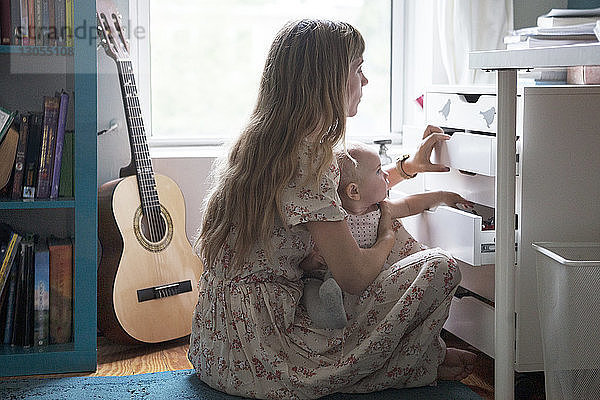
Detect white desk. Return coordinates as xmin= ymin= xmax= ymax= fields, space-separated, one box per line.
xmin=470 ymin=43 xmax=600 ymax=400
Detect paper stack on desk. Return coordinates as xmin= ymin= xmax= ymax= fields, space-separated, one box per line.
xmin=504 ymin=7 xmax=600 ymax=49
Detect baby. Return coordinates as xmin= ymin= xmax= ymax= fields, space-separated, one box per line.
xmin=301 ymin=142 xmax=471 ymax=329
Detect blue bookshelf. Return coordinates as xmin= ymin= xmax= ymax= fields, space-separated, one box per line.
xmin=0 ymin=1 xmax=97 ymax=376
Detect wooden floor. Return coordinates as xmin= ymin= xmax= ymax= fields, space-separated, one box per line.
xmin=88 ymin=331 xmax=496 ymax=399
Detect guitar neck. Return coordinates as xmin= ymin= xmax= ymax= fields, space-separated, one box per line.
xmin=115 ymin=59 xmax=159 ymax=214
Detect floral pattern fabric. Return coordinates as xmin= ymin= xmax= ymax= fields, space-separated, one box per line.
xmin=188 ymin=142 xmax=461 ymax=399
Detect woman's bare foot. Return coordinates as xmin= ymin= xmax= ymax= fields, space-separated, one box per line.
xmin=437 ymin=348 xmax=477 ymax=381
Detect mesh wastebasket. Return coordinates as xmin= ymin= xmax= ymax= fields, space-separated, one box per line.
xmin=532 ymin=242 xmax=600 ymax=400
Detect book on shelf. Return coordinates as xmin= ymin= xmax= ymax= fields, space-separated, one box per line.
xmin=1 ymin=255 xmax=18 ymax=344
xmin=22 ymin=111 xmax=42 ymax=199
xmin=0 ymin=125 xmax=18 ymax=193
xmin=48 ymin=0 xmax=56 ymax=46
xmin=36 ymin=96 xmax=59 ymax=199
xmin=1 ymin=0 xmax=10 ymax=45
xmin=0 ymin=223 xmax=22 ymax=298
xmin=23 ymin=234 xmax=35 ymax=347
xmin=0 ymin=105 xmax=15 ymax=142
xmin=0 ymin=233 xmax=73 ymax=349
xmin=26 ymin=0 xmax=35 ymax=46
xmin=55 ymin=0 xmax=66 ymax=45
xmin=58 ymin=129 xmax=73 ymax=197
xmin=34 ymin=0 xmax=43 ymax=45
xmin=538 ymin=14 xmax=600 ymax=28
xmin=65 ymin=0 xmax=73 ymax=46
xmin=33 ymin=242 xmax=49 ymax=346
xmin=49 ymin=90 xmax=68 ymax=199
xmin=537 ymin=7 xmax=600 ymax=28
xmin=10 ymin=113 xmax=29 ymax=199
xmin=11 ymin=235 xmax=33 ymax=346
xmin=18 ymin=0 xmax=29 ymax=45
xmin=48 ymin=236 xmax=72 ymax=344
xmin=506 ymin=36 xmax=598 ymax=50
xmin=40 ymin=0 xmax=49 ymax=46
xmin=9 ymin=0 xmax=20 ymax=45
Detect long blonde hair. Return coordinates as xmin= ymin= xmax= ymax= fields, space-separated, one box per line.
xmin=197 ymin=19 xmax=365 ymax=269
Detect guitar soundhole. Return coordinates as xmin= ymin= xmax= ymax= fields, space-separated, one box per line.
xmin=134 ymin=205 xmax=174 ymax=252
xmin=140 ymin=212 xmax=167 ymax=243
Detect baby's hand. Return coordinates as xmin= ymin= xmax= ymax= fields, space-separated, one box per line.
xmin=299 ymin=247 xmax=327 ymax=272
xmin=441 ymin=191 xmax=473 ymax=210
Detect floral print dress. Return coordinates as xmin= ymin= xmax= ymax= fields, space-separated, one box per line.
xmin=188 ymin=142 xmax=461 ymax=399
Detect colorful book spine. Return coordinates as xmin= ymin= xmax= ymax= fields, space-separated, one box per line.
xmin=36 ymin=96 xmax=59 ymax=199
xmin=12 ymin=237 xmax=32 ymax=346
xmin=40 ymin=0 xmax=48 ymax=45
xmin=33 ymin=244 xmax=49 ymax=346
xmin=11 ymin=114 xmax=29 ymax=200
xmin=22 ymin=112 xmax=42 ymax=199
xmin=48 ymin=237 xmax=72 ymax=344
xmin=34 ymin=0 xmax=42 ymax=45
xmin=23 ymin=236 xmax=35 ymax=347
xmin=27 ymin=0 xmax=35 ymax=45
xmin=19 ymin=0 xmax=29 ymax=45
xmin=2 ymin=259 xmax=19 ymax=344
xmin=0 ymin=230 xmax=21 ymax=298
xmin=46 ymin=0 xmax=53 ymax=46
xmin=53 ymin=0 xmax=64 ymax=46
xmin=64 ymin=0 xmax=72 ymax=46
xmin=10 ymin=0 xmax=21 ymax=45
xmin=50 ymin=91 xmax=68 ymax=199
xmin=0 ymin=0 xmax=11 ymax=45
xmin=58 ymin=130 xmax=73 ymax=197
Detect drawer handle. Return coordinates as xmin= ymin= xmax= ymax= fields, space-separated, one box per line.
xmin=439 ymin=99 xmax=451 ymax=120
xmin=458 ymin=94 xmax=482 ymax=103
xmin=479 ymin=107 xmax=496 ymax=128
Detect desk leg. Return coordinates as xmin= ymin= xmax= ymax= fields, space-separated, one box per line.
xmin=495 ymin=69 xmax=517 ymax=400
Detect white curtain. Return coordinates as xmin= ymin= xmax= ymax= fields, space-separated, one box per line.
xmin=436 ymin=0 xmax=513 ymax=84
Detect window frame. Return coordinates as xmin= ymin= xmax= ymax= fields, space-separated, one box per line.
xmin=133 ymin=0 xmax=405 ymax=148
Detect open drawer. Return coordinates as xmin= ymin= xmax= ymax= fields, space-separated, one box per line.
xmin=426 ymin=92 xmax=496 ymax=133
xmin=424 ymin=169 xmax=495 ymax=209
xmin=432 ymin=131 xmax=496 ymax=176
xmin=444 ymin=293 xmax=495 ymax=358
xmin=400 ymin=203 xmax=495 ymax=266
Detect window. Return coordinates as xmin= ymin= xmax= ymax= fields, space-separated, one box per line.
xmin=140 ymin=0 xmax=395 ymax=145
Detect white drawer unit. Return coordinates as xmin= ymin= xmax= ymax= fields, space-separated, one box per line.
xmin=445 ymin=295 xmax=495 ymax=358
xmin=397 ymin=201 xmax=495 ymax=267
xmin=396 ymin=85 xmax=600 ymax=372
xmin=424 ymin=169 xmax=495 ymax=209
xmin=426 ymin=89 xmax=497 ymax=133
xmin=432 ymin=131 xmax=496 ymax=176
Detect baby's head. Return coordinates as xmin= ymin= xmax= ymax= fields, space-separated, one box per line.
xmin=336 ymin=142 xmax=389 ymax=209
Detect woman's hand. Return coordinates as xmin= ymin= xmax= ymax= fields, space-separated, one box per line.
xmin=385 ymin=125 xmax=451 ymax=188
xmin=402 ymin=125 xmax=451 ymax=176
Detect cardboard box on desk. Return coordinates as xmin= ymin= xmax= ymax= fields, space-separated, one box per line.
xmin=567 ymin=65 xmax=600 ymax=84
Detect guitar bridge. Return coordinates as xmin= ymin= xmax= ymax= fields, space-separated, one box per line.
xmin=137 ymin=280 xmax=193 ymax=302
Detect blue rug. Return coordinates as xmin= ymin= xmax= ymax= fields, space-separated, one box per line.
xmin=0 ymin=369 xmax=482 ymax=399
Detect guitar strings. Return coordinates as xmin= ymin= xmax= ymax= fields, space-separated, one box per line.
xmin=119 ymin=60 xmax=168 ymax=284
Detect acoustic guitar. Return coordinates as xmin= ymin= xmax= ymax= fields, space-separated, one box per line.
xmin=96 ymin=0 xmax=203 ymax=344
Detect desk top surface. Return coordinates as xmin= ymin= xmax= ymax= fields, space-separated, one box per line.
xmin=470 ymin=42 xmax=600 ymax=70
